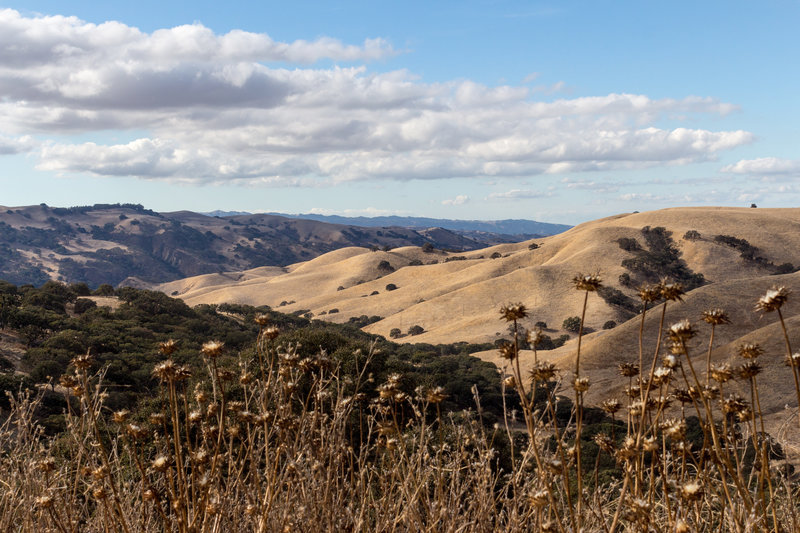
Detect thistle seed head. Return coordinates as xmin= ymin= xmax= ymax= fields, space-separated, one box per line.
xmin=159 ymin=339 xmax=178 ymax=356
xmin=499 ymin=303 xmax=528 ymax=322
xmin=572 ymin=272 xmax=602 ymax=292
xmin=201 ymin=340 xmax=225 ymax=358
xmin=702 ymin=309 xmax=731 ymax=328
xmin=660 ymin=281 xmax=685 ymax=302
xmin=668 ymin=319 xmax=696 ymax=343
xmin=755 ymin=286 xmax=790 ymax=313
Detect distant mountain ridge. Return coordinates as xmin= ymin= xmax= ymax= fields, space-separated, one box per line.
xmin=271 ymin=213 xmax=571 ymax=238
xmin=0 ymin=203 xmax=562 ymax=288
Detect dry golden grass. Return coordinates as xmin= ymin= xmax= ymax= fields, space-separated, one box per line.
xmin=159 ymin=207 xmax=800 ymax=345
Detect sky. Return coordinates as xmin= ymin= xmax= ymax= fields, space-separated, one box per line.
xmin=0 ymin=1 xmax=798 ymax=224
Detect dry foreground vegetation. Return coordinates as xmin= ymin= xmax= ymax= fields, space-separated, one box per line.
xmin=4 ymin=206 xmax=800 ymax=531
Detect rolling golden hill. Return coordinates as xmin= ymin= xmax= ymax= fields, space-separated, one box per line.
xmin=159 ymin=206 xmax=800 ymax=343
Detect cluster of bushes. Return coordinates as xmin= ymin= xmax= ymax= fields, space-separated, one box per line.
xmin=620 ymin=226 xmax=705 ymax=290
xmin=714 ymin=234 xmax=797 ymax=274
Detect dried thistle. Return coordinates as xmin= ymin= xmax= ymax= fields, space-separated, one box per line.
xmin=738 ymin=342 xmax=764 ymax=359
xmin=500 ymin=303 xmax=528 ymax=322
xmin=618 ymin=362 xmax=639 ymax=377
xmin=668 ymin=319 xmax=696 ymax=342
xmin=201 ymin=340 xmax=225 ymax=358
xmin=702 ymin=308 xmax=730 ymax=325
xmin=755 ymin=286 xmax=790 ymax=313
xmin=660 ymin=281 xmax=685 ymax=302
xmin=572 ymin=272 xmax=602 ymax=292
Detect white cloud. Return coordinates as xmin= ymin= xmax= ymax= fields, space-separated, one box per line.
xmin=0 ymin=9 xmax=754 ymax=185
xmin=308 ymin=207 xmax=410 ymax=216
xmin=0 ymin=134 xmax=36 ymax=155
xmin=487 ymin=189 xmax=551 ymax=200
xmin=441 ymin=194 xmax=469 ymax=206
xmin=721 ymin=157 xmax=800 ymax=176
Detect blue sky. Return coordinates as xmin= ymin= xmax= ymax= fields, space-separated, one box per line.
xmin=0 ymin=1 xmax=798 ymax=224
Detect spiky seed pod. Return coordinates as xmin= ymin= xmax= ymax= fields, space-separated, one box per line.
xmin=498 ymin=341 xmax=516 ymax=361
xmin=673 ymin=388 xmax=693 ymax=404
xmin=126 ymin=424 xmax=148 ymax=440
xmin=652 ymin=366 xmax=673 ymax=385
xmin=530 ymin=362 xmax=558 ymax=381
xmin=594 ymin=433 xmax=616 ymax=453
xmin=787 ymin=352 xmax=800 ymax=368
xmin=709 ymin=363 xmax=733 ymax=383
xmin=254 ymin=313 xmax=271 ymax=326
xmin=71 ymin=352 xmax=93 ymax=370
xmin=738 ymin=342 xmax=764 ymax=359
xmin=59 ymin=374 xmax=78 ymax=389
xmin=572 ymin=376 xmax=590 ymax=393
xmin=668 ymin=319 xmax=696 ymax=342
xmin=661 ymin=418 xmax=687 ymax=441
xmin=600 ymin=398 xmax=622 ymax=414
xmin=527 ymin=328 xmax=544 ymax=347
xmin=702 ymin=385 xmax=720 ymax=400
xmin=262 ymin=325 xmax=280 ymax=340
xmin=737 ymin=407 xmax=754 ymax=422
xmin=573 ymin=272 xmax=602 ymax=292
xmin=201 ymin=340 xmax=225 ymax=358
xmin=112 ymin=409 xmax=130 ymax=423
xmin=36 ymin=458 xmax=56 ymax=473
xmin=149 ymin=413 xmax=166 ymax=426
xmin=755 ymin=286 xmax=790 ymax=313
xmin=643 ymin=437 xmax=658 ymax=452
xmin=529 ymin=490 xmax=549 ymax=507
xmin=92 ymin=465 xmax=109 ymax=480
xmin=680 ymin=480 xmax=704 ymax=502
xmin=702 ymin=308 xmax=731 ymax=325
xmin=662 ymin=354 xmax=678 ymax=369
xmin=159 ymin=339 xmax=178 ymax=356
xmin=638 ymin=284 xmax=661 ymax=303
xmin=723 ymin=394 xmax=748 ymax=415
xmin=675 ymin=520 xmax=690 ymax=533
xmin=35 ymin=495 xmax=54 ymax=509
xmin=625 ymin=385 xmax=641 ymax=399
xmin=500 ymin=303 xmax=528 ymax=322
xmin=153 ymin=360 xmax=179 ymax=382
xmin=660 ymin=281 xmax=685 ymax=302
xmin=545 ymin=459 xmax=563 ymax=474
xmin=503 ymin=375 xmax=517 ymax=390
xmin=151 ymin=456 xmax=170 ymax=473
xmin=142 ymin=488 xmax=157 ymax=502
xmin=668 ymin=341 xmax=687 ymax=356
xmin=738 ymin=361 xmax=763 ymax=379
xmin=618 ymin=362 xmax=639 ymax=377
xmin=92 ymin=487 xmax=108 ymax=500
xmin=426 ymin=386 xmax=448 ymax=404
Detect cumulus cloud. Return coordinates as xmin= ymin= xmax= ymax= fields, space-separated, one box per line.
xmin=441 ymin=194 xmax=469 ymax=206
xmin=0 ymin=8 xmax=754 ymax=185
xmin=721 ymin=157 xmax=800 ymax=176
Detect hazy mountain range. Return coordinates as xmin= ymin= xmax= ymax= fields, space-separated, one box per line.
xmin=0 ymin=204 xmax=568 ymax=287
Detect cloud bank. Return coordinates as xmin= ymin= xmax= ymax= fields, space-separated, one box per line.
xmin=0 ymin=9 xmax=753 ymax=186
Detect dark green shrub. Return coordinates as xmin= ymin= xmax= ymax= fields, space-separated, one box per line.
xmin=385 ymin=283 xmax=398 ymax=291
xmin=562 ymin=316 xmax=581 ymax=333
xmin=408 ymin=325 xmax=424 ymax=336
xmin=602 ymin=320 xmax=617 ymax=330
